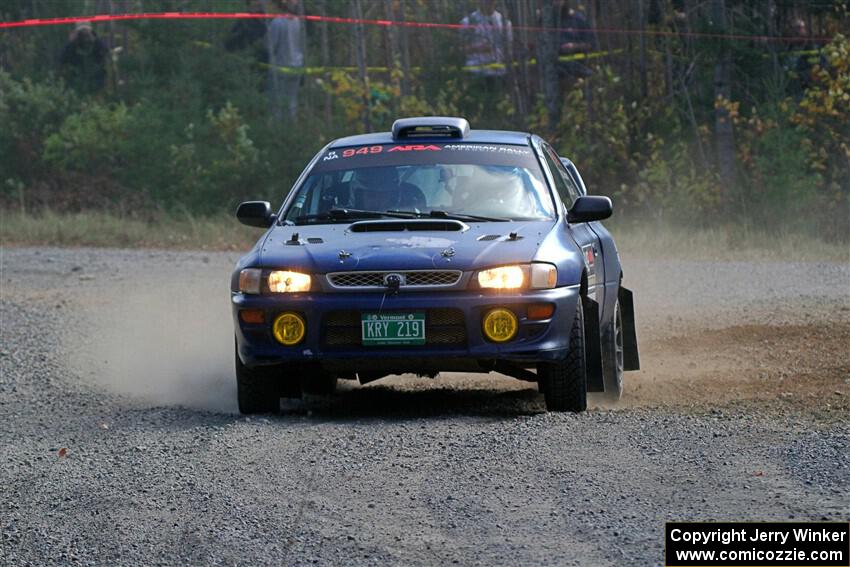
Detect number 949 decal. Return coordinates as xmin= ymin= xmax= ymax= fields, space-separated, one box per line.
xmin=334 ymin=144 xmax=442 ymax=159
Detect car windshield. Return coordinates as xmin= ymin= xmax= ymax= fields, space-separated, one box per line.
xmin=283 ymin=142 xmax=556 ymax=224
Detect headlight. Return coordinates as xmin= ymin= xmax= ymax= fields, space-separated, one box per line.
xmin=238 ymin=269 xmax=312 ymax=293
xmin=477 ymin=266 xmax=525 ymax=289
xmin=268 ymin=270 xmax=311 ymax=293
xmin=477 ymin=264 xmax=557 ymax=289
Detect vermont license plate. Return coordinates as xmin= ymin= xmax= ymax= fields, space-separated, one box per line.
xmin=361 ymin=312 xmax=426 ymax=346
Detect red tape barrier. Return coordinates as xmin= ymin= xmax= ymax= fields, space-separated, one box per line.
xmin=0 ymin=11 xmax=833 ymax=43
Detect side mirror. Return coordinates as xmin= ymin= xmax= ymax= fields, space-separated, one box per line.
xmin=567 ymin=196 xmax=612 ymax=223
xmin=236 ymin=201 xmax=275 ymax=228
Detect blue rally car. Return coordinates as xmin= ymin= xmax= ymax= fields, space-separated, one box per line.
xmin=231 ymin=117 xmax=639 ymax=413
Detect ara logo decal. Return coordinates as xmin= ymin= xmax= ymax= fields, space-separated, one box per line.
xmin=323 ymin=150 xmax=339 ymax=161
xmin=388 ymin=144 xmax=442 ymax=152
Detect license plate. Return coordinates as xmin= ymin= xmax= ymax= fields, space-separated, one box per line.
xmin=361 ymin=312 xmax=426 ymax=346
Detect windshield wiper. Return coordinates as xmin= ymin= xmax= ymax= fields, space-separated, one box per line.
xmin=387 ymin=209 xmax=511 ymax=222
xmin=294 ymin=208 xmax=417 ymax=224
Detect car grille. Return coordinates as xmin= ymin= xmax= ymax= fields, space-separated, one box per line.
xmin=322 ymin=308 xmax=466 ymax=347
xmin=327 ymin=270 xmax=462 ymax=289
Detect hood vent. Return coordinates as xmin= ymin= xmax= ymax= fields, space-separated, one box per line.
xmin=307 ymin=237 xmax=324 ymax=244
xmin=349 ymin=219 xmax=467 ymax=232
xmin=476 ymin=234 xmax=524 ymax=241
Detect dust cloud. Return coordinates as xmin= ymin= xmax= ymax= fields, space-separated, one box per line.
xmin=68 ymin=271 xmax=237 ymax=413
xmin=60 ymin=237 xmax=848 ymax=415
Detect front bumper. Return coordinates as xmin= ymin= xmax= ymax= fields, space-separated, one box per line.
xmin=233 ymin=285 xmax=580 ymax=370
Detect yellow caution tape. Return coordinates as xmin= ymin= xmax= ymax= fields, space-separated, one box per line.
xmin=192 ymin=40 xmax=620 ymax=75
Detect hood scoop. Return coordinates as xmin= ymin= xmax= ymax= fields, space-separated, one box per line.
xmin=477 ymin=232 xmax=524 ymax=242
xmin=349 ymin=219 xmax=468 ymax=233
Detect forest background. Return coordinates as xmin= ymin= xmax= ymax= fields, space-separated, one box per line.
xmin=1 ymin=0 xmax=848 ymax=249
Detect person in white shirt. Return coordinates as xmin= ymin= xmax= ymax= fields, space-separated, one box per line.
xmin=267 ymin=0 xmax=305 ymax=119
xmin=460 ymin=0 xmax=512 ymax=77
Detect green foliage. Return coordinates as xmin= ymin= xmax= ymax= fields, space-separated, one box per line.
xmin=740 ymin=106 xmax=819 ymax=226
xmin=0 ymin=2 xmax=847 ymax=241
xmin=546 ymin=67 xmax=722 ymax=224
xmin=627 ymin=135 xmax=721 ymax=223
xmin=323 ymin=67 xmax=464 ymax=134
xmin=793 ymin=33 xmax=850 ymax=234
xmin=43 ymin=102 xmax=132 ymax=172
xmin=0 ymin=71 xmax=77 ymax=182
xmin=553 ymin=67 xmax=632 ymax=189
xmin=169 ymin=102 xmax=265 ymax=212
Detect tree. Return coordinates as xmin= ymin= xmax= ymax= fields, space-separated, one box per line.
xmin=712 ymin=0 xmax=737 ymax=194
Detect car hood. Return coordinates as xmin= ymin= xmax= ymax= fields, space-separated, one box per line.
xmin=257 ymin=220 xmax=556 ymax=273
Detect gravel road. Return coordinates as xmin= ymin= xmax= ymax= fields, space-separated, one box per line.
xmin=1 ymin=246 xmax=848 ymax=566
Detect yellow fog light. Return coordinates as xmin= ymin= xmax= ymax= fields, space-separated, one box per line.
xmin=272 ymin=312 xmax=306 ymax=345
xmin=482 ymin=308 xmax=518 ymax=343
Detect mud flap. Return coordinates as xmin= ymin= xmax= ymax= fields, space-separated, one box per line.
xmin=583 ymin=297 xmax=605 ymax=392
xmin=619 ymin=286 xmax=640 ymax=370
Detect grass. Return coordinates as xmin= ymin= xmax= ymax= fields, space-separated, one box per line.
xmin=0 ymin=209 xmax=259 ymax=251
xmin=612 ymin=221 xmax=850 ymax=262
xmin=1 ymin=209 xmax=847 ymax=262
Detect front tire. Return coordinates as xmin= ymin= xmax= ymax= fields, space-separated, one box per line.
xmin=601 ymin=296 xmax=625 ymax=401
xmin=537 ymin=297 xmax=588 ymax=412
xmin=235 ymin=343 xmax=281 ymax=414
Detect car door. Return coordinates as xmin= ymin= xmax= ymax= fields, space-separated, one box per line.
xmin=561 ymin=158 xmax=622 ymax=325
xmin=539 ymin=144 xmax=605 ymax=310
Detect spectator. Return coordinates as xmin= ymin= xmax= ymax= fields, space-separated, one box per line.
xmin=558 ymin=4 xmax=597 ymax=79
xmin=59 ymin=21 xmax=109 ymax=94
xmin=267 ymin=0 xmax=305 ymax=120
xmin=460 ymin=0 xmax=512 ymax=77
xmin=225 ymin=0 xmax=268 ymax=66
xmin=785 ymin=17 xmax=825 ymax=96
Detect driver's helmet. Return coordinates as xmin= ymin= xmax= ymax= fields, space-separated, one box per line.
xmin=351 ymin=167 xmax=399 ymax=210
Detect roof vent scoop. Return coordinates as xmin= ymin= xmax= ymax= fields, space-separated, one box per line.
xmin=392 ymin=117 xmax=470 ymax=140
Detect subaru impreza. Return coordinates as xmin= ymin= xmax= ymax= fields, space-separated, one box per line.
xmin=231 ymin=117 xmax=639 ymax=413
